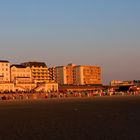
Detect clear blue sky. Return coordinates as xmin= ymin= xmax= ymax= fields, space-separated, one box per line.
xmin=0 ymin=0 xmax=140 ymax=84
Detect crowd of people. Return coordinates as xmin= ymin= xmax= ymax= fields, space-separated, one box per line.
xmin=0 ymin=90 xmax=140 ymax=101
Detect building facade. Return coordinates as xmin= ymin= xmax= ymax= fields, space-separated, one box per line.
xmin=55 ymin=64 xmax=101 ymax=85
xmin=34 ymin=82 xmax=58 ymax=92
xmin=0 ymin=83 xmax=15 ymax=92
xmin=0 ymin=60 xmax=10 ymax=83
xmin=55 ymin=66 xmax=66 ymax=85
xmin=10 ymin=64 xmax=32 ymax=84
xmin=48 ymin=67 xmax=56 ymax=82
xmin=73 ymin=65 xmax=101 ymax=85
xmin=55 ymin=64 xmax=76 ymax=85
xmin=21 ymin=62 xmax=49 ymax=83
xmin=110 ymin=80 xmax=139 ymax=86
xmin=0 ymin=60 xmax=59 ymax=92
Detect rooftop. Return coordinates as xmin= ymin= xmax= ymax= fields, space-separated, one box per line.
xmin=10 ymin=64 xmax=27 ymax=68
xmin=0 ymin=60 xmax=9 ymax=63
xmin=21 ymin=62 xmax=47 ymax=67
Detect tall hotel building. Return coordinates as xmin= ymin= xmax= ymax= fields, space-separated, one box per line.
xmin=73 ymin=65 xmax=101 ymax=85
xmin=21 ymin=62 xmax=49 ymax=83
xmin=55 ymin=64 xmax=101 ymax=85
xmin=55 ymin=64 xmax=76 ymax=85
xmin=0 ymin=60 xmax=10 ymax=83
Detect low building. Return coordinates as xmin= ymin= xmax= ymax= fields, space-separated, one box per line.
xmin=110 ymin=80 xmax=134 ymax=86
xmin=0 ymin=83 xmax=15 ymax=92
xmin=14 ymin=83 xmax=36 ymax=92
xmin=34 ymin=82 xmax=58 ymax=92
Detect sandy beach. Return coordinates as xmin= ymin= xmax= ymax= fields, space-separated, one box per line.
xmin=0 ymin=96 xmax=140 ymax=140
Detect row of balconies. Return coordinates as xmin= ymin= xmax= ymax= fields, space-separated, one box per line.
xmin=33 ymin=76 xmax=49 ymax=78
xmin=32 ymin=69 xmax=48 ymax=71
xmin=32 ymin=72 xmax=48 ymax=75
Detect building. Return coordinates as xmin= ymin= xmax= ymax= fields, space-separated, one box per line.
xmin=66 ymin=64 xmax=76 ymax=84
xmin=21 ymin=62 xmax=49 ymax=83
xmin=55 ymin=64 xmax=101 ymax=85
xmin=48 ymin=67 xmax=56 ymax=82
xmin=110 ymin=80 xmax=140 ymax=86
xmin=0 ymin=60 xmax=59 ymax=92
xmin=55 ymin=66 xmax=66 ymax=85
xmin=0 ymin=60 xmax=10 ymax=83
xmin=0 ymin=83 xmax=15 ymax=92
xmin=73 ymin=65 xmax=101 ymax=85
xmin=34 ymin=82 xmax=58 ymax=92
xmin=10 ymin=64 xmax=32 ymax=84
xmin=55 ymin=64 xmax=76 ymax=85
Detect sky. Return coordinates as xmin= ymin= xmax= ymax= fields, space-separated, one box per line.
xmin=0 ymin=0 xmax=140 ymax=84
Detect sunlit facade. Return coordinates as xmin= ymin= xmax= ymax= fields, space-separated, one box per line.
xmin=0 ymin=60 xmax=59 ymax=92
xmin=55 ymin=64 xmax=101 ymax=85
xmin=110 ymin=80 xmax=136 ymax=86
xmin=73 ymin=65 xmax=101 ymax=85
xmin=21 ymin=62 xmax=49 ymax=83
xmin=0 ymin=60 xmax=10 ymax=83
xmin=10 ymin=64 xmax=32 ymax=84
xmin=34 ymin=82 xmax=58 ymax=92
xmin=55 ymin=64 xmax=76 ymax=85
xmin=0 ymin=60 xmax=101 ymax=92
xmin=55 ymin=66 xmax=66 ymax=85
xmin=48 ymin=67 xmax=56 ymax=82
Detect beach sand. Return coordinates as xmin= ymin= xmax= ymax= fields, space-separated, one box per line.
xmin=0 ymin=96 xmax=140 ymax=140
